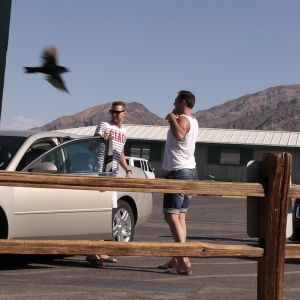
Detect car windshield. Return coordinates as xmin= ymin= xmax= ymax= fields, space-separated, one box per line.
xmin=0 ymin=136 xmax=27 ymax=170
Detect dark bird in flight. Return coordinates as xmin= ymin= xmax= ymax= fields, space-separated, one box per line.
xmin=24 ymin=46 xmax=70 ymax=93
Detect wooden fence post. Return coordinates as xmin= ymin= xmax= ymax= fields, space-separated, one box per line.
xmin=257 ymin=152 xmax=292 ymax=300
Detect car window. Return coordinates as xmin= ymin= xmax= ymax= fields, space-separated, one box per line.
xmin=147 ymin=161 xmax=153 ymax=172
xmin=24 ymin=138 xmax=109 ymax=174
xmin=16 ymin=139 xmax=57 ymax=171
xmin=140 ymin=160 xmax=145 ymax=171
xmin=134 ymin=160 xmax=142 ymax=169
xmin=66 ymin=143 xmax=96 ymax=173
xmin=144 ymin=160 xmax=149 ymax=172
xmin=0 ymin=136 xmax=27 ymax=170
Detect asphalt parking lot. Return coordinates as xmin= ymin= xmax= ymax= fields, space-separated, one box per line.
xmin=0 ymin=194 xmax=300 ymax=299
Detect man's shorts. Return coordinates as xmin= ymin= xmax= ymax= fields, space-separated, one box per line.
xmin=163 ymin=168 xmax=198 ymax=214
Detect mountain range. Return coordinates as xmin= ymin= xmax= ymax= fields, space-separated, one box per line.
xmin=34 ymin=84 xmax=300 ymax=132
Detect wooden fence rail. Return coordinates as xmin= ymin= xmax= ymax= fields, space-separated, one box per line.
xmin=0 ymin=152 xmax=298 ymax=300
xmin=0 ymin=170 xmax=264 ymax=196
xmin=0 ymin=240 xmax=264 ymax=257
xmin=285 ymin=244 xmax=300 ymax=259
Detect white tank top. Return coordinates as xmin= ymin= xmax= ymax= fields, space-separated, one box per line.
xmin=162 ymin=115 xmax=198 ymax=171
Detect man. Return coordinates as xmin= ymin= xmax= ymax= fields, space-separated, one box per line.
xmin=158 ymin=90 xmax=198 ymax=275
xmin=86 ymin=101 xmax=132 ymax=267
xmin=94 ymin=101 xmax=132 ymax=177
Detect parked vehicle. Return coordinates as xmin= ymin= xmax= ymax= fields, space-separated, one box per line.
xmin=291 ymin=199 xmax=300 ymax=241
xmin=0 ymin=131 xmax=153 ymax=242
xmin=125 ymin=156 xmax=155 ymax=179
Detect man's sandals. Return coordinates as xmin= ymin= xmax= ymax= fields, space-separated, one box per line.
xmin=86 ymin=255 xmax=118 ymax=268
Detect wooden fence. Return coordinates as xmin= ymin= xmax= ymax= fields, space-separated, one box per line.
xmin=0 ymin=152 xmax=299 ymax=300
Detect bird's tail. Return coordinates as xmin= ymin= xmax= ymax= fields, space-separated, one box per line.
xmin=23 ymin=67 xmax=41 ymax=73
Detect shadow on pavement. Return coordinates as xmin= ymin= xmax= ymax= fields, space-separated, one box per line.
xmin=44 ymin=256 xmax=168 ymax=275
xmin=0 ymin=254 xmax=81 ymax=270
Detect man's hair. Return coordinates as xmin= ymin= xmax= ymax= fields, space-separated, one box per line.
xmin=111 ymin=101 xmax=127 ymax=110
xmin=177 ymin=90 xmax=195 ymax=109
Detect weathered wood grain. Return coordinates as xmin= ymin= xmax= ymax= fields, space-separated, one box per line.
xmin=288 ymin=184 xmax=300 ymax=198
xmin=0 ymin=171 xmax=264 ymax=196
xmin=257 ymin=152 xmax=292 ymax=300
xmin=285 ymin=244 xmax=300 ymax=259
xmin=0 ymin=240 xmax=264 ymax=257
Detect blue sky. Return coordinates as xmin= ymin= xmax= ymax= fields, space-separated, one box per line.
xmin=2 ymin=0 xmax=300 ymax=129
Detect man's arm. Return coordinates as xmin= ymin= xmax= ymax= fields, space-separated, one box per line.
xmin=94 ymin=122 xmax=110 ymax=139
xmin=119 ymin=152 xmax=132 ymax=178
xmin=166 ymin=113 xmax=190 ymax=141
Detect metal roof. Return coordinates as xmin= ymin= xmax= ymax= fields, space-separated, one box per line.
xmin=0 ymin=129 xmax=81 ymax=139
xmin=58 ymin=125 xmax=300 ymax=148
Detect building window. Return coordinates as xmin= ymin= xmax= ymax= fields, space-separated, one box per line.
xmin=130 ymin=144 xmax=150 ymax=160
xmin=220 ymin=148 xmax=240 ymax=165
xmin=207 ymin=146 xmax=252 ymax=166
xmin=130 ymin=147 xmax=141 ymax=158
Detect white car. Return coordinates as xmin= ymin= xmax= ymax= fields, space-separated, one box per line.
xmin=0 ymin=131 xmax=153 ymax=242
xmin=125 ymin=156 xmax=155 ymax=179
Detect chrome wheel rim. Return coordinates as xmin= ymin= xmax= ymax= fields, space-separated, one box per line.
xmin=112 ymin=208 xmax=132 ymax=241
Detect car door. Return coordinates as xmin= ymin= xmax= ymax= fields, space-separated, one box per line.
xmin=13 ymin=138 xmax=113 ymax=240
xmin=144 ymin=160 xmax=155 ymax=179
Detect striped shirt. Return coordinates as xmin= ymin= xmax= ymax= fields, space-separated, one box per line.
xmin=94 ymin=121 xmax=127 ymax=173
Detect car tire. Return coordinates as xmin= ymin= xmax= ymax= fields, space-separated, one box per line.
xmin=112 ymin=200 xmax=135 ymax=242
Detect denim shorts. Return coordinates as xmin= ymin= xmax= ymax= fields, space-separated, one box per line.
xmin=163 ymin=168 xmax=198 ymax=214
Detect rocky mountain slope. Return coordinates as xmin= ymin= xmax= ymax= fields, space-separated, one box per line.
xmin=34 ymin=84 xmax=300 ymax=131
xmin=34 ymin=102 xmax=166 ymax=130
xmin=195 ymin=84 xmax=300 ymax=131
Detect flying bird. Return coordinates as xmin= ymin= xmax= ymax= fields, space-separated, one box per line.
xmin=24 ymin=46 xmax=70 ymax=93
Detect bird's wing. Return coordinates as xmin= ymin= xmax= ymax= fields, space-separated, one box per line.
xmin=41 ymin=46 xmax=57 ymax=66
xmin=46 ymin=74 xmax=69 ymax=93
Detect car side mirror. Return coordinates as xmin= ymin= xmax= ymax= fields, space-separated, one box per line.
xmin=29 ymin=162 xmax=58 ymax=173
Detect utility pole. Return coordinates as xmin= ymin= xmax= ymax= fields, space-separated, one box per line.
xmin=0 ymin=0 xmax=12 ymax=123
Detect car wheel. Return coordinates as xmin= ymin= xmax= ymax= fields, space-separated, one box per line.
xmin=112 ymin=200 xmax=135 ymax=242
